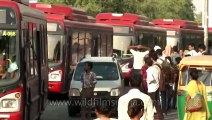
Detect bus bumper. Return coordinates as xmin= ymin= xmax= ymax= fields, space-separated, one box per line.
xmin=48 ymin=81 xmax=62 ymax=93
xmin=0 ymin=112 xmax=22 ymax=120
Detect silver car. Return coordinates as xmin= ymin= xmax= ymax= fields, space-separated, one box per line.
xmin=68 ymin=57 xmax=124 ymax=117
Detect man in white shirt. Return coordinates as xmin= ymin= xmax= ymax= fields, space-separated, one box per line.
xmin=118 ymin=72 xmax=154 ymax=120
xmin=146 ymin=54 xmax=164 ymax=120
xmin=197 ymin=44 xmax=207 ymax=55
xmin=171 ymin=46 xmax=180 ymax=65
xmin=155 ymin=49 xmax=170 ymax=65
xmin=187 ymin=43 xmax=198 ymax=56
xmin=128 ymin=45 xmax=150 ymax=92
xmin=128 ymin=45 xmax=150 ymax=70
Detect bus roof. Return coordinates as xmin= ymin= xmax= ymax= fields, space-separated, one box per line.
xmin=96 ymin=13 xmax=151 ymax=26
xmin=152 ymin=19 xmax=202 ymax=30
xmin=30 ymin=3 xmax=88 ymax=22
xmin=179 ymin=56 xmax=212 ymax=67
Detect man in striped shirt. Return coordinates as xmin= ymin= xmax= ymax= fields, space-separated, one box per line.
xmin=80 ymin=61 xmax=97 ymax=120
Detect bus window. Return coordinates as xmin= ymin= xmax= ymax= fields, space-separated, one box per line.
xmin=98 ymin=34 xmax=102 ymax=56
xmin=85 ymin=32 xmax=92 ymax=57
xmin=72 ymin=32 xmax=79 ymax=65
xmin=101 ymin=34 xmax=107 ymax=56
xmin=47 ymin=34 xmax=64 ymax=64
xmin=106 ymin=34 xmax=113 ymax=56
xmin=141 ymin=33 xmax=153 ymax=48
xmin=78 ymin=32 xmax=85 ymax=60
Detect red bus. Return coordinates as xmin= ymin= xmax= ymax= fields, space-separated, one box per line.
xmin=0 ymin=0 xmax=48 ymax=120
xmin=152 ymin=19 xmax=212 ymax=54
xmin=96 ymin=13 xmax=166 ymax=85
xmin=30 ymin=4 xmax=113 ymax=95
xmin=96 ymin=13 xmax=167 ymax=58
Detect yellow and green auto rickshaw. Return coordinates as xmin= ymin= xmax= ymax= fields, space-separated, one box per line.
xmin=177 ymin=56 xmax=212 ymax=120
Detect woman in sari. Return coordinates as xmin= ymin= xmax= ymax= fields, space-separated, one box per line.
xmin=184 ymin=69 xmax=210 ymax=120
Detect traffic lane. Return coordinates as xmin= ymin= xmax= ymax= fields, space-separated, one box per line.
xmin=40 ymin=102 xmax=71 ymax=120
xmin=41 ymin=101 xmax=178 ymax=120
xmin=41 ymin=87 xmax=178 ymax=120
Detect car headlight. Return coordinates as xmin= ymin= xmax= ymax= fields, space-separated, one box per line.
xmin=2 ymin=99 xmax=17 ymax=108
xmin=49 ymin=70 xmax=62 ymax=81
xmin=69 ymin=88 xmax=80 ymax=96
xmin=110 ymin=88 xmax=120 ymax=96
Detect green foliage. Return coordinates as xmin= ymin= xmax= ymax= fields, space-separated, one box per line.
xmin=140 ymin=0 xmax=195 ymax=20
xmin=195 ymin=12 xmax=202 ymax=25
xmin=39 ymin=0 xmax=195 ymax=20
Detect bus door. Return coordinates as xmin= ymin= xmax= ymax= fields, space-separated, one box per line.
xmin=91 ymin=33 xmax=98 ymax=56
xmin=23 ymin=22 xmax=40 ymax=120
xmin=177 ymin=66 xmax=212 ymax=120
xmin=38 ymin=24 xmax=48 ymax=111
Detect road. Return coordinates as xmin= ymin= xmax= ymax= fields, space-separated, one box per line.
xmin=41 ymin=103 xmax=178 ymax=120
xmin=41 ymin=87 xmax=179 ymax=120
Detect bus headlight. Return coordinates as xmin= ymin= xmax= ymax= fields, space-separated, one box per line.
xmin=49 ymin=70 xmax=62 ymax=81
xmin=110 ymin=88 xmax=120 ymax=96
xmin=0 ymin=92 xmax=21 ymax=112
xmin=69 ymin=89 xmax=80 ymax=96
xmin=2 ymin=99 xmax=17 ymax=108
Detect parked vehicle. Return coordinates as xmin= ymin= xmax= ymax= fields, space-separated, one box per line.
xmin=0 ymin=0 xmax=48 ymax=119
xmin=177 ymin=56 xmax=212 ymax=120
xmin=68 ymin=57 xmax=124 ymax=116
xmin=30 ymin=4 xmax=113 ymax=95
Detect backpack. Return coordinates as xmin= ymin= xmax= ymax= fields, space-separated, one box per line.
xmin=158 ymin=58 xmax=175 ymax=91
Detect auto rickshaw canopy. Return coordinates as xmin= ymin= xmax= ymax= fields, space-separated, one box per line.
xmin=179 ymin=55 xmax=212 ymax=70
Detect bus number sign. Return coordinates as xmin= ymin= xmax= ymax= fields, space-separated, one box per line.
xmin=0 ymin=30 xmax=16 ymax=37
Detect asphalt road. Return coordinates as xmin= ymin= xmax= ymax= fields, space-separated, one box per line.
xmin=41 ymin=87 xmax=179 ymax=120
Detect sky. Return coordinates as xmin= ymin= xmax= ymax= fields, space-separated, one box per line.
xmin=193 ymin=0 xmax=203 ymax=14
xmin=193 ymin=0 xmax=212 ymax=27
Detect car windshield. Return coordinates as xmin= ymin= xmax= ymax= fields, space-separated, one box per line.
xmin=181 ymin=67 xmax=212 ymax=86
xmin=47 ymin=34 xmax=64 ymax=67
xmin=74 ymin=62 xmax=119 ymax=81
xmin=0 ymin=30 xmax=18 ymax=81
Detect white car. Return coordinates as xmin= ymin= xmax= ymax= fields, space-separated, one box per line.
xmin=68 ymin=57 xmax=124 ymax=117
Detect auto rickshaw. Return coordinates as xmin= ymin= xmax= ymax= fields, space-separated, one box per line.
xmin=177 ymin=56 xmax=212 ymax=120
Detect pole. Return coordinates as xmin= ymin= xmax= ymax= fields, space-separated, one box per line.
xmin=204 ymin=0 xmax=209 ymax=52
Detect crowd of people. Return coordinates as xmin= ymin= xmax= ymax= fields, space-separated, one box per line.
xmin=79 ymin=43 xmax=210 ymax=120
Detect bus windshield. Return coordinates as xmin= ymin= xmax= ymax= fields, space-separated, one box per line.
xmin=113 ymin=35 xmax=135 ymax=57
xmin=181 ymin=68 xmax=212 ymax=86
xmin=0 ymin=30 xmax=18 ymax=81
xmin=112 ymin=26 xmax=135 ymax=58
xmin=47 ymin=34 xmax=64 ymax=67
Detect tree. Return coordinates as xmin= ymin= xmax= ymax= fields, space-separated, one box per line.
xmin=39 ymin=0 xmax=195 ymax=20
xmin=140 ymin=0 xmax=195 ymax=20
xmin=195 ymin=12 xmax=202 ymax=25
